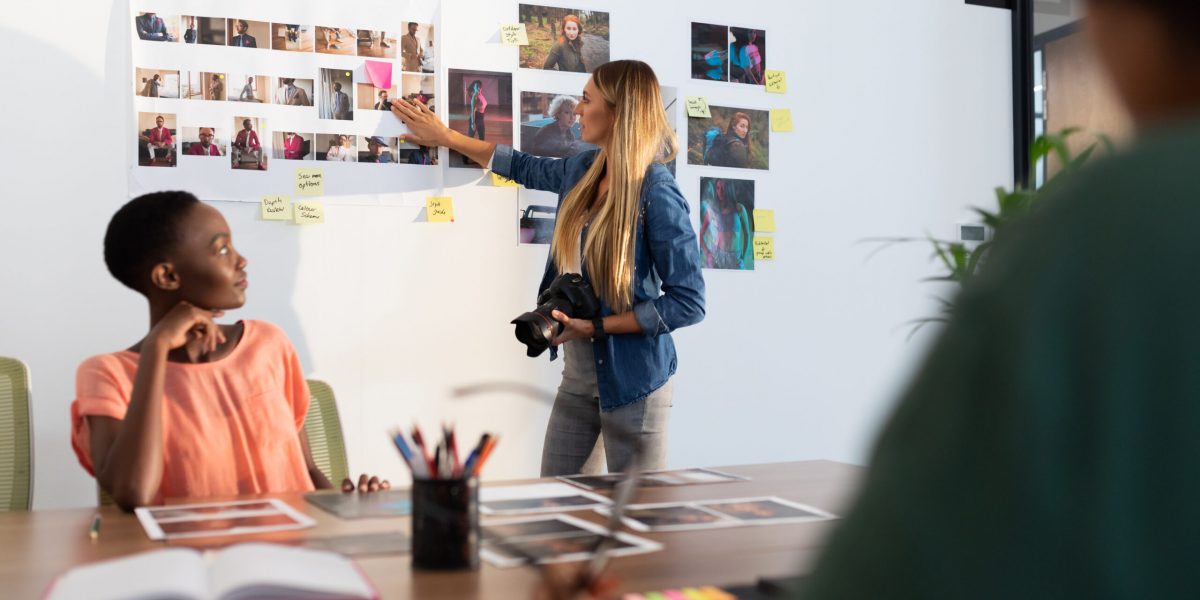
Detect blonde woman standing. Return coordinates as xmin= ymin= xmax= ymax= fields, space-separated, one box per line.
xmin=392 ymin=60 xmax=705 ymax=475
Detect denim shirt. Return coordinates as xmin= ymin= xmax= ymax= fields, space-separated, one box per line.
xmin=493 ymin=144 xmax=706 ymax=411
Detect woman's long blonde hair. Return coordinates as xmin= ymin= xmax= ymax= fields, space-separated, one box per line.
xmin=550 ymin=60 xmax=678 ymax=311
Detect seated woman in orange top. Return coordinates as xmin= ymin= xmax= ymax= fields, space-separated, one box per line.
xmin=72 ymin=191 xmax=386 ymax=510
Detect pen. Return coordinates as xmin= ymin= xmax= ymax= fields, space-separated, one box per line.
xmin=390 ymin=430 xmax=428 ymax=479
xmin=89 ymin=513 xmax=101 ymax=540
xmin=412 ymin=425 xmax=436 ymax=478
xmin=447 ymin=427 xmax=461 ymax=478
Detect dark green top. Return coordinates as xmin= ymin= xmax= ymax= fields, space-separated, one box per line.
xmin=803 ymin=120 xmax=1200 ymax=599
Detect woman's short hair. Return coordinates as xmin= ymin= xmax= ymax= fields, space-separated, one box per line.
xmin=104 ymin=192 xmax=200 ymax=292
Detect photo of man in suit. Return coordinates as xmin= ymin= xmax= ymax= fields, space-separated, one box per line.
xmin=230 ymin=19 xmax=257 ymax=48
xmin=135 ymin=12 xmax=173 ymax=41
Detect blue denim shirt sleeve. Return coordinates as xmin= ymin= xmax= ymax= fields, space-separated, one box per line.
xmin=633 ymin=180 xmax=707 ymax=336
xmin=491 ymin=144 xmax=568 ymax=194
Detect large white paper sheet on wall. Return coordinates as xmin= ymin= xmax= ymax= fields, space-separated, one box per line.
xmin=128 ymin=0 xmax=442 ymax=203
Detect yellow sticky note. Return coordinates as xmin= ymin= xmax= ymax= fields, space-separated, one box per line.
xmin=293 ymin=200 xmax=325 ymax=224
xmin=500 ymin=23 xmax=529 ymax=46
xmin=770 ymin=108 xmax=793 ymax=132
xmin=685 ymin=96 xmax=711 ymax=119
xmin=491 ymin=172 xmax=519 ymax=187
xmin=261 ymin=195 xmax=292 ymax=221
xmin=427 ymin=196 xmax=455 ymax=222
xmin=754 ymin=209 xmax=776 ymax=233
xmin=294 ymin=168 xmax=325 ymax=196
xmin=765 ymin=70 xmax=787 ymax=94
xmin=754 ymin=236 xmax=775 ymax=261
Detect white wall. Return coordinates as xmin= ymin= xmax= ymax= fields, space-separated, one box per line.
xmin=0 ymin=0 xmax=1013 ymax=509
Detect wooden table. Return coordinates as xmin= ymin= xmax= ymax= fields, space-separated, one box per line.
xmin=0 ymin=461 xmax=862 ymax=599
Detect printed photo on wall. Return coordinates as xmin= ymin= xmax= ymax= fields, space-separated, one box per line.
xmin=400 ymin=22 xmax=436 ymax=73
xmin=687 ymin=105 xmax=770 ymax=170
xmin=519 ymin=92 xmax=591 ymax=159
xmin=272 ymin=77 xmax=314 ymax=106
xmin=134 ymin=12 xmax=180 ymax=42
xmin=187 ymin=16 xmax=226 ymax=46
xmin=271 ymin=23 xmax=314 ymax=52
xmin=401 ymin=73 xmax=437 ymax=107
xmin=518 ymin=201 xmax=559 ymax=245
xmin=316 ymin=26 xmax=356 ymax=56
xmin=135 ymin=68 xmax=179 ymax=99
xmin=319 ymin=68 xmax=355 ymax=120
xmin=448 ymin=69 xmax=514 ymax=168
xmin=196 ymin=72 xmax=226 ymax=101
xmin=397 ymin=139 xmax=438 ymax=166
xmin=273 ymin=131 xmax=314 ymax=161
xmin=699 ymin=177 xmax=755 ymax=271
xmin=316 ymin=134 xmax=357 ymax=162
xmin=358 ymin=136 xmax=399 ymax=163
xmin=518 ymin=5 xmax=610 ymax=73
xmin=228 ymin=74 xmax=269 ymax=103
xmin=227 ymin=19 xmax=268 ymax=49
xmin=357 ymin=83 xmax=398 ymax=111
xmin=691 ymin=23 xmax=728 ymax=82
xmin=181 ymin=127 xmax=227 ymax=157
xmin=357 ymin=29 xmax=397 ymax=59
xmin=691 ymin=23 xmax=767 ymax=85
xmin=137 ymin=112 xmax=176 ymax=167
xmin=181 ymin=72 xmax=203 ymax=100
xmin=729 ymin=27 xmax=767 ymax=85
xmin=230 ymin=116 xmax=267 ymax=171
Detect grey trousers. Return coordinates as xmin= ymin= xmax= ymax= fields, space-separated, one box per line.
xmin=539 ymin=379 xmax=673 ymax=477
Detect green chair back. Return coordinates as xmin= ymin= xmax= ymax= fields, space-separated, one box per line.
xmin=0 ymin=357 xmax=33 ymax=511
xmin=304 ymin=380 xmax=350 ymax=485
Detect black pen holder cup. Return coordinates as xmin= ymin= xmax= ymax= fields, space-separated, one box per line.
xmin=411 ymin=477 xmax=480 ymax=570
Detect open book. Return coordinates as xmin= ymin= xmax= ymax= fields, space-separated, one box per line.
xmin=46 ymin=543 xmax=378 ymax=600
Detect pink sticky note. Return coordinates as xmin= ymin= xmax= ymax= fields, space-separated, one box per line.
xmin=364 ymin=60 xmax=393 ymax=90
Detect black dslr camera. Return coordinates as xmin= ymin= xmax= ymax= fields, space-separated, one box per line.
xmin=512 ymin=274 xmax=601 ymax=357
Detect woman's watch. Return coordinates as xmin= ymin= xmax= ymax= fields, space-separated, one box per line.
xmin=591 ymin=317 xmax=608 ymax=342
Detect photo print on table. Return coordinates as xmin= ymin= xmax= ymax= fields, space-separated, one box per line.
xmin=700 ymin=177 xmax=755 ymax=271
xmin=687 ymin=105 xmax=770 ymax=170
xmin=519 ymin=5 xmax=610 ymax=73
xmin=137 ymin=112 xmax=176 ymax=167
xmin=447 ymin=69 xmax=514 ymax=168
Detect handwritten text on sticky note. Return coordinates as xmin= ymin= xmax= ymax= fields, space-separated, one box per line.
xmin=500 ymin=23 xmax=529 ymax=46
xmin=770 ymin=109 xmax=793 ymax=132
xmin=295 ymin=168 xmax=325 ymax=196
xmin=261 ymin=196 xmax=292 ymax=221
xmin=765 ymin=70 xmax=787 ymax=94
xmin=754 ymin=209 xmax=776 ymax=233
xmin=293 ymin=200 xmax=325 ymax=224
xmin=686 ymin=97 xmax=711 ymax=119
xmin=427 ymin=196 xmax=455 ymax=222
xmin=754 ymin=236 xmax=775 ymax=260
xmin=491 ymin=172 xmax=519 ymax=187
